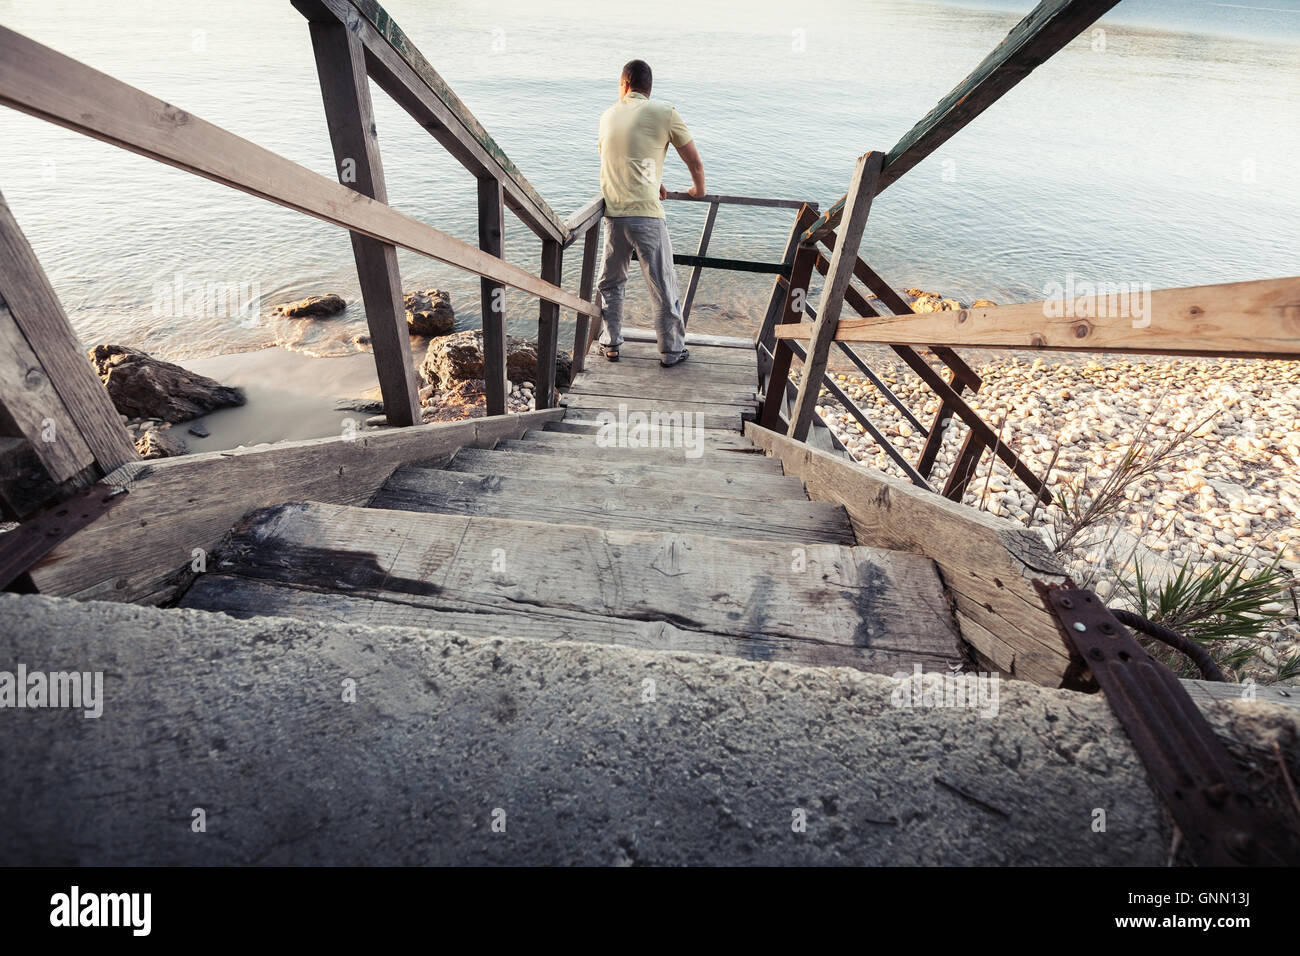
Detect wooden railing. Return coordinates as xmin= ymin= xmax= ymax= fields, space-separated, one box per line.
xmin=756 ymin=0 xmax=1300 ymax=505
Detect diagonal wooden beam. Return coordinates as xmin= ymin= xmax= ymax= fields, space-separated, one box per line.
xmin=788 ymin=152 xmax=883 ymax=442
xmin=803 ymin=0 xmax=1122 ymax=242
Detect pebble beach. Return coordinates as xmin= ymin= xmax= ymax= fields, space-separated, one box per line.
xmin=813 ymin=348 xmax=1300 ymax=681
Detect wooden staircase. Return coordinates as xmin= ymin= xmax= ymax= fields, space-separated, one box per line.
xmin=179 ymin=335 xmax=968 ymax=676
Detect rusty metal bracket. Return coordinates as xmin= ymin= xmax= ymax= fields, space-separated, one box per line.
xmin=0 ymin=483 xmax=126 ymax=591
xmin=1037 ymin=582 xmax=1300 ymax=866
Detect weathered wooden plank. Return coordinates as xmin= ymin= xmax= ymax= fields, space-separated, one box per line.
xmin=803 ymin=0 xmax=1122 ymax=241
xmin=759 ymin=246 xmax=818 ymax=431
xmin=572 ymin=359 xmax=755 ymax=389
xmin=1180 ymin=679 xmax=1300 ymax=714
xmin=371 ymin=467 xmax=854 ymax=543
xmin=187 ymin=501 xmax=962 ymax=662
xmin=309 ymin=17 xmax=421 ymax=427
xmin=756 ymin=205 xmax=819 ymax=357
xmin=539 ymin=422 xmax=756 ymax=450
xmin=561 ymin=194 xmax=604 ymax=244
xmin=745 ymin=422 xmax=1073 ymax=687
xmin=774 ymin=276 xmax=1300 ymax=359
xmin=295 ymin=0 xmax=567 ymax=242
xmin=560 ymin=405 xmax=747 ymax=433
xmin=181 ymin=574 xmax=935 ymax=674
xmin=0 ymin=296 xmax=96 ymax=483
xmin=618 ymin=328 xmax=756 ymax=352
xmin=493 ymin=438 xmax=782 ymax=472
xmin=477 ymin=177 xmax=508 ymax=415
xmin=0 ymin=193 xmax=137 ymax=475
xmin=561 ymin=393 xmax=757 ymax=419
xmin=611 ymin=339 xmax=754 ymax=367
xmin=788 ymin=152 xmax=882 ymax=441
xmin=673 ymin=254 xmax=788 ymax=276
xmin=25 ymin=409 xmax=563 ymax=603
xmin=681 ymin=201 xmax=717 ymax=324
xmin=942 ymin=429 xmax=987 ymax=501
xmin=536 ymin=240 xmax=563 ymax=409
xmin=566 ymin=380 xmax=757 ymax=407
xmin=446 ymin=448 xmax=804 ymax=498
xmin=0 ymin=25 xmax=593 ymax=316
xmin=571 ymin=225 xmax=601 ymax=374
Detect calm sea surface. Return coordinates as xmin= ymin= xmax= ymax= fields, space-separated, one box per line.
xmin=1 ymin=0 xmax=1298 ymax=361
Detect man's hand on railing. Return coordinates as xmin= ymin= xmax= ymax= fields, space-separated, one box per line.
xmin=659 ymin=183 xmax=668 ymax=201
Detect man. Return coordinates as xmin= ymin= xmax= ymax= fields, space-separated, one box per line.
xmin=596 ymin=59 xmax=706 ymax=367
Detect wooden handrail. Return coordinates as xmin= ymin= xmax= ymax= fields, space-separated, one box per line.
xmin=0 ymin=25 xmax=596 ymax=319
xmin=771 ymin=275 xmax=1300 ymax=359
xmin=295 ymin=0 xmax=568 ymax=243
xmin=665 ymin=192 xmax=816 ymax=210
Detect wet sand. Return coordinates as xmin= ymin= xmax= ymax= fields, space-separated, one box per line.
xmin=178 ymin=347 xmax=399 ymax=453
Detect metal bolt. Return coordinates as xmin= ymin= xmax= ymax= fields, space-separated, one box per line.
xmin=1060 ymin=597 xmax=1074 ymax=609
xmin=1073 ymin=622 xmax=1086 ymax=632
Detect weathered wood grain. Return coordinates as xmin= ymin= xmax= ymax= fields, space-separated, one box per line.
xmin=309 ymin=17 xmax=421 ymax=427
xmin=746 ymin=423 xmax=1073 ymax=686
xmin=26 ymin=409 xmax=562 ymax=603
xmin=446 ymin=448 xmax=803 ymax=497
xmin=0 ymin=193 xmax=137 ymax=476
xmin=789 ymin=152 xmax=883 ymax=441
xmin=371 ymin=467 xmax=854 ymax=543
xmin=184 ymin=501 xmax=962 ymax=667
xmin=493 ymin=438 xmax=782 ymax=471
xmin=774 ymin=276 xmax=1300 ymax=359
xmin=477 ymin=177 xmax=508 ymax=415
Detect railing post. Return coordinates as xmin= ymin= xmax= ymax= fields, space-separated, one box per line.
xmin=308 ymin=16 xmax=421 ymax=427
xmin=571 ymin=224 xmax=601 ymax=375
xmin=536 ymin=239 xmax=563 ymax=409
xmin=758 ymin=246 xmax=817 ymax=431
xmin=788 ymin=151 xmax=883 ymax=442
xmin=477 ymin=177 xmax=508 ymax=416
xmin=681 ymin=201 xmax=717 ymax=324
xmin=942 ymin=429 xmax=987 ymax=500
xmin=0 ymin=191 xmax=137 ymax=481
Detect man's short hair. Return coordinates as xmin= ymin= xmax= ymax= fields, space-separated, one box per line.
xmin=621 ymin=59 xmax=652 ymax=95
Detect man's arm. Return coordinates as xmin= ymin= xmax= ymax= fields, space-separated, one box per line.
xmin=675 ymin=140 xmax=706 ymax=198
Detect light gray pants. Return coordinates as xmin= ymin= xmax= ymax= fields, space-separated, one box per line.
xmin=596 ymin=216 xmax=687 ymax=360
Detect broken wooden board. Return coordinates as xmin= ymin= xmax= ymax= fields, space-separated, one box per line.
xmin=182 ymin=500 xmax=963 ymax=673
xmin=25 ymin=409 xmax=563 ymax=604
xmin=746 ymin=422 xmax=1071 ymax=686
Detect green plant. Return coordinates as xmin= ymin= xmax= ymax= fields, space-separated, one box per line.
xmin=1121 ymin=555 xmax=1297 ymax=680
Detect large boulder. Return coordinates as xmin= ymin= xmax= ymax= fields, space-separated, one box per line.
xmin=89 ymin=345 xmax=244 ymax=424
xmin=419 ymin=329 xmax=570 ymax=390
xmin=273 ymin=294 xmax=346 ymax=318
xmin=404 ymin=288 xmax=455 ymax=336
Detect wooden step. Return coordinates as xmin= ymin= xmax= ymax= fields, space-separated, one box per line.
xmin=180 ymin=501 xmax=963 ymax=673
xmin=540 ymin=422 xmax=756 ymax=450
xmin=369 ymin=468 xmax=854 ymax=543
xmin=560 ymin=396 xmax=753 ymax=431
xmin=498 ymin=436 xmax=781 ymax=471
xmin=566 ymin=380 xmax=758 ymax=408
xmin=577 ymin=358 xmax=756 ymax=388
xmin=609 ymin=339 xmax=755 ymax=367
xmin=447 ymin=447 xmax=804 ymax=498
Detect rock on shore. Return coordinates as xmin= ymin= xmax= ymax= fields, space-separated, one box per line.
xmin=404 ymin=288 xmax=454 ymax=336
xmin=90 ymin=344 xmax=244 ymax=424
xmin=273 ymin=294 xmax=346 ymax=318
xmin=419 ymin=329 xmax=571 ymax=391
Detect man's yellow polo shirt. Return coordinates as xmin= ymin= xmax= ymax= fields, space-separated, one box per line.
xmin=598 ymin=91 xmax=693 ymax=219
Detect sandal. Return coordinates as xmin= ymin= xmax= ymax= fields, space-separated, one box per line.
xmin=599 ymin=345 xmax=619 ymax=362
xmin=659 ymin=348 xmax=689 ymax=368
